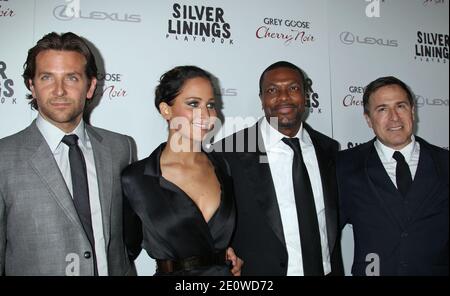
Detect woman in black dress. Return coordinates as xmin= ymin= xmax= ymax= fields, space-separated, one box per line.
xmin=122 ymin=66 xmax=239 ymax=275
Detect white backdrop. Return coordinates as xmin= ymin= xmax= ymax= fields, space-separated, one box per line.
xmin=1 ymin=0 xmax=448 ymax=275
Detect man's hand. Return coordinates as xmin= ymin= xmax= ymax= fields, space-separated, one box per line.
xmin=226 ymin=247 xmax=244 ymax=276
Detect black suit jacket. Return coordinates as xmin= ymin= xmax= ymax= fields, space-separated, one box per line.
xmin=337 ymin=137 xmax=449 ymax=275
xmin=215 ymin=121 xmax=344 ymax=275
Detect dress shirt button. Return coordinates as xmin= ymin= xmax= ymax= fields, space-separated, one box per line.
xmin=84 ymin=251 xmax=92 ymax=259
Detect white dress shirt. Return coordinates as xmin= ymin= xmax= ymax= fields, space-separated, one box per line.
xmin=36 ymin=114 xmax=108 ymax=276
xmin=374 ymin=136 xmax=420 ymax=187
xmin=260 ymin=118 xmax=331 ymax=276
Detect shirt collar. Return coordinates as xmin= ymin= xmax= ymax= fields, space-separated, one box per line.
xmin=260 ymin=117 xmax=306 ymax=151
xmin=374 ymin=135 xmax=416 ymax=162
xmin=144 ymin=142 xmax=165 ymax=177
xmin=36 ymin=114 xmax=87 ymax=153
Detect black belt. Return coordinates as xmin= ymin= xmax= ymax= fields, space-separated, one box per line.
xmin=156 ymin=249 xmax=228 ymax=274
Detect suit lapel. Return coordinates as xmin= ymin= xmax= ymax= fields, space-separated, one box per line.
xmin=307 ymin=127 xmax=338 ymax=253
xmin=27 ymin=123 xmax=85 ymax=232
xmin=242 ymin=153 xmax=286 ymax=247
xmin=86 ymin=126 xmax=113 ymax=247
xmin=365 ymin=143 xmax=405 ymax=230
xmin=243 ymin=124 xmax=286 ymax=247
xmin=407 ymin=140 xmax=441 ymax=222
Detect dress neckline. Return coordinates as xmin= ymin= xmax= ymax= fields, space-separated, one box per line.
xmin=156 ymin=142 xmax=225 ymax=226
xmin=159 ymin=175 xmax=224 ymax=226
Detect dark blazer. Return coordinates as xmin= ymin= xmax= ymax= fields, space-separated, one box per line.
xmin=337 ymin=137 xmax=449 ymax=276
xmin=215 ymin=120 xmax=344 ymax=276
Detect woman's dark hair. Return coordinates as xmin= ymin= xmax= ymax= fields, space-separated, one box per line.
xmin=22 ymin=32 xmax=98 ymax=110
xmin=363 ymin=76 xmax=415 ymax=114
xmin=154 ymin=65 xmax=213 ymax=112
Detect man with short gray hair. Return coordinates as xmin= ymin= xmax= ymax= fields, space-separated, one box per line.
xmin=337 ymin=76 xmax=448 ymax=276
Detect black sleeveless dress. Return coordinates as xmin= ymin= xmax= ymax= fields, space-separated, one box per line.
xmin=122 ymin=143 xmax=236 ymax=275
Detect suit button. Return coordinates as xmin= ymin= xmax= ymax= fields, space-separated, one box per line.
xmin=84 ymin=251 xmax=92 ymax=259
xmin=401 ymin=232 xmax=408 ymax=238
xmin=280 ymin=262 xmax=286 ymax=268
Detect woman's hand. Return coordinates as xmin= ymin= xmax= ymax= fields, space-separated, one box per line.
xmin=226 ymin=247 xmax=244 ymax=276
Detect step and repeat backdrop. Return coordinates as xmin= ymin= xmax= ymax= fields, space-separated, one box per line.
xmin=1 ymin=0 xmax=448 ymax=275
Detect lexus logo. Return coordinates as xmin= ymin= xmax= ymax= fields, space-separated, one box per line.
xmin=339 ymin=31 xmax=398 ymax=47
xmin=340 ymin=31 xmax=355 ymax=45
xmin=53 ymin=4 xmax=141 ymax=22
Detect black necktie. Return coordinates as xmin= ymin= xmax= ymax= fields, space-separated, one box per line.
xmin=282 ymin=137 xmax=324 ymax=276
xmin=392 ymin=151 xmax=412 ymax=197
xmin=62 ymin=134 xmax=98 ymax=275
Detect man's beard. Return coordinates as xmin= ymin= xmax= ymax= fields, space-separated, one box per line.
xmin=276 ymin=112 xmax=303 ymax=129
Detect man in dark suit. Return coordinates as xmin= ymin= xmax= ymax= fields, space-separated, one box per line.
xmin=0 ymin=32 xmax=137 ymax=275
xmin=216 ymin=61 xmax=344 ymax=275
xmin=337 ymin=76 xmax=448 ymax=276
